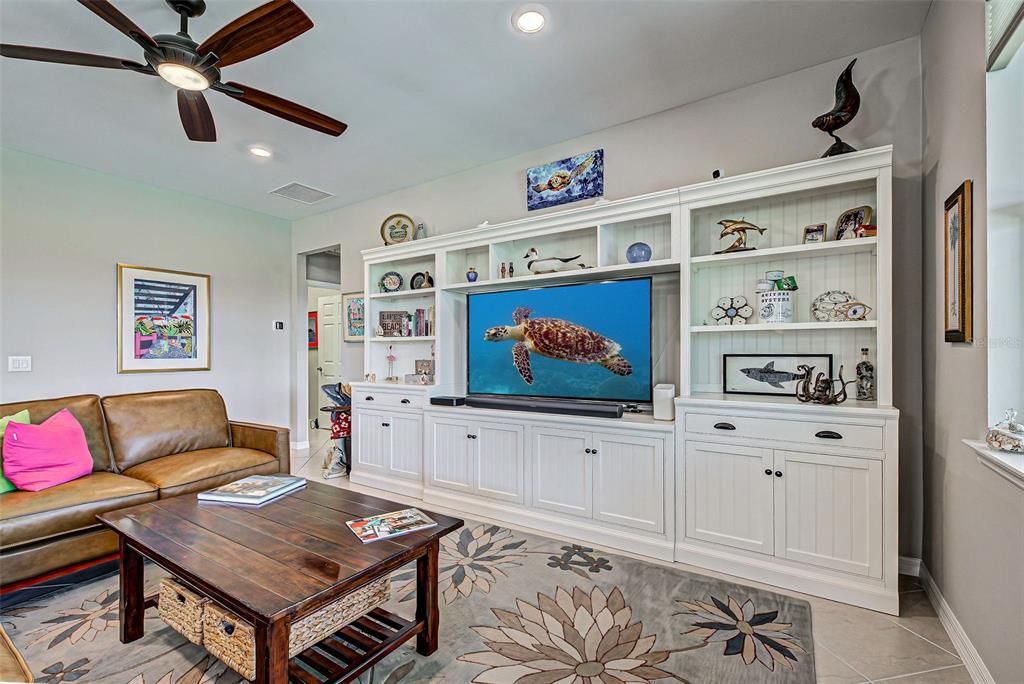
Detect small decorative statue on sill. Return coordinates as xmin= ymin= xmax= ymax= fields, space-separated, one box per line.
xmin=795 ymin=364 xmax=855 ymax=405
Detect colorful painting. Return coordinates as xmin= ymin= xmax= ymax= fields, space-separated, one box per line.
xmin=526 ymin=148 xmax=604 ymax=211
xmin=944 ymin=180 xmax=973 ymax=343
xmin=118 ymin=264 xmax=210 ymax=373
xmin=342 ymin=291 xmax=365 ymax=342
xmin=307 ymin=311 xmax=318 ymax=349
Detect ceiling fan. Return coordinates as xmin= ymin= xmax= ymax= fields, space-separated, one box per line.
xmin=0 ymin=0 xmax=346 ymax=142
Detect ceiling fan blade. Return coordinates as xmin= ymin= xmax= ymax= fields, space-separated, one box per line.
xmin=177 ymin=90 xmax=217 ymax=142
xmin=197 ymin=0 xmax=312 ymax=68
xmin=0 ymin=44 xmax=147 ymax=70
xmin=77 ymin=0 xmax=159 ymax=51
xmin=217 ymin=81 xmax=346 ymax=136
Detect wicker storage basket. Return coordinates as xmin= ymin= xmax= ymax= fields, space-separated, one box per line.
xmin=203 ymin=576 xmax=391 ymax=680
xmin=158 ymin=578 xmax=209 ymax=646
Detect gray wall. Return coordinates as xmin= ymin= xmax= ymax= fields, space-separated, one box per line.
xmin=0 ymin=150 xmax=293 ymax=426
xmin=920 ymin=3 xmax=1024 ymax=682
xmin=292 ymin=37 xmax=926 ymax=558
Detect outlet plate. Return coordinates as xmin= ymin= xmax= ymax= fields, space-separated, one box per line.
xmin=7 ymin=356 xmax=32 ymax=372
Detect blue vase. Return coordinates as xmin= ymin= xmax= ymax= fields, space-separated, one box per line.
xmin=626 ymin=242 xmax=652 ymax=263
xmin=466 ymin=267 xmax=479 ymax=282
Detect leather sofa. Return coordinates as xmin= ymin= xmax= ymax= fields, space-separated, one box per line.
xmin=0 ymin=389 xmax=289 ymax=584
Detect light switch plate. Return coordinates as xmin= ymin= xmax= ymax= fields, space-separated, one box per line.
xmin=273 ymin=321 xmax=285 ymax=331
xmin=7 ymin=356 xmax=32 ymax=372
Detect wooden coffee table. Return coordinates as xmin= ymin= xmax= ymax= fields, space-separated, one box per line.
xmin=97 ymin=481 xmax=463 ymax=684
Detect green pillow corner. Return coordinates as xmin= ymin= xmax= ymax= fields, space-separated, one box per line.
xmin=0 ymin=409 xmax=30 ymax=493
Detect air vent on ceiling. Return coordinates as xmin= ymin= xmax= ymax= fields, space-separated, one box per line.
xmin=269 ymin=182 xmax=334 ymax=204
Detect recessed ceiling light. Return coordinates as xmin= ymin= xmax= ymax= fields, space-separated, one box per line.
xmin=248 ymin=145 xmax=273 ymax=159
xmin=513 ymin=7 xmax=547 ymax=34
xmin=156 ymin=63 xmax=209 ymax=91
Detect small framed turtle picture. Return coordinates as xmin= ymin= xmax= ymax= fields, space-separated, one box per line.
xmin=723 ymin=353 xmax=833 ymax=397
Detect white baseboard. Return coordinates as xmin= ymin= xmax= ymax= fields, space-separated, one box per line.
xmin=899 ymin=555 xmax=921 ymax=577
xmin=920 ymin=564 xmax=994 ymax=684
xmin=290 ymin=440 xmax=310 ymax=450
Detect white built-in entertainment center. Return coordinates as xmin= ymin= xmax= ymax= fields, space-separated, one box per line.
xmin=350 ymin=147 xmax=900 ymax=614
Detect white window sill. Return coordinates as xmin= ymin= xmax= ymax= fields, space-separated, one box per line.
xmin=964 ymin=439 xmax=1024 ymax=491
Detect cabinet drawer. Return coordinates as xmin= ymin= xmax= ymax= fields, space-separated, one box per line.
xmin=352 ymin=388 xmax=425 ymax=409
xmin=685 ymin=412 xmax=883 ymax=451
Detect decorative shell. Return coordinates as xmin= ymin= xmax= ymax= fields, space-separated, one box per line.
xmin=711 ymin=296 xmax=753 ymax=326
xmin=811 ymin=290 xmax=872 ymax=322
xmin=986 ymin=409 xmax=1024 ymax=453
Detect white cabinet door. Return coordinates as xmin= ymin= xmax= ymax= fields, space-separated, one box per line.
xmin=354 ymin=409 xmax=389 ymax=473
xmin=773 ymin=450 xmax=882 ymax=578
xmin=387 ymin=412 xmax=423 ymax=480
xmin=427 ymin=417 xmax=475 ymax=493
xmin=592 ymin=432 xmax=665 ymax=533
xmin=685 ymin=441 xmax=774 ymax=554
xmin=475 ymin=422 xmax=524 ymax=503
xmin=531 ymin=428 xmax=592 ymax=518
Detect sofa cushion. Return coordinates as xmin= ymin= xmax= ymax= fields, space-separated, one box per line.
xmin=2 ymin=409 xmax=93 ymax=492
xmin=121 ymin=447 xmax=277 ymax=497
xmin=0 ymin=395 xmax=112 ymax=472
xmin=102 ymin=389 xmax=230 ymax=471
xmin=0 ymin=472 xmax=157 ymax=549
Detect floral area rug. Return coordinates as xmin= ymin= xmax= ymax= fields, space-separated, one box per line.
xmin=3 ymin=521 xmax=815 ymax=683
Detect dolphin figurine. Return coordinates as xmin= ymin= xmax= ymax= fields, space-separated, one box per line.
xmin=716 ymin=219 xmax=766 ymax=253
xmin=740 ymin=361 xmax=807 ymax=389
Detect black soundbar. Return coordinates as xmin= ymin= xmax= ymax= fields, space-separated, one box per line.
xmin=465 ymin=395 xmax=624 ymax=419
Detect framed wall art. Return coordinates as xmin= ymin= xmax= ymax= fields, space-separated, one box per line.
xmin=723 ymin=353 xmax=833 ymax=397
xmin=117 ymin=264 xmax=210 ymax=373
xmin=342 ymin=291 xmax=365 ymax=342
xmin=526 ymin=148 xmax=604 ymax=211
xmin=308 ymin=310 xmax=319 ymax=349
xmin=944 ymin=180 xmax=973 ymax=343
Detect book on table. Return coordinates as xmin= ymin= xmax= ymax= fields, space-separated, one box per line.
xmin=197 ymin=475 xmax=305 ymax=505
xmin=346 ymin=508 xmax=437 ymax=543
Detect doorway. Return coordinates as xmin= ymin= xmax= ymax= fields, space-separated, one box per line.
xmin=306 ymin=248 xmax=342 ymax=462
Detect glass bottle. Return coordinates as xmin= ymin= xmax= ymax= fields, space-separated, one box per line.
xmin=500 ymin=262 xmax=507 ymax=279
xmin=856 ymin=347 xmax=875 ymax=401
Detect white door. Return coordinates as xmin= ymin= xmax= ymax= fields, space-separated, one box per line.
xmin=685 ymin=441 xmax=774 ymax=554
xmin=593 ymin=432 xmax=665 ymax=533
xmin=316 ymin=295 xmax=343 ymax=406
xmin=387 ymin=412 xmax=423 ymax=481
xmin=475 ymin=422 xmax=524 ymax=504
xmin=353 ymin=409 xmax=388 ymax=473
xmin=426 ymin=417 xmax=475 ymax=493
xmin=530 ymin=428 xmax=592 ymax=518
xmin=773 ymin=449 xmax=883 ymax=578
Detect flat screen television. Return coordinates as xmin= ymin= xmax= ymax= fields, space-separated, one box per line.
xmin=467 ymin=277 xmax=652 ymax=403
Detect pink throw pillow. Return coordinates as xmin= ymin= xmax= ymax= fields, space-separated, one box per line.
xmin=2 ymin=409 xmax=92 ymax=491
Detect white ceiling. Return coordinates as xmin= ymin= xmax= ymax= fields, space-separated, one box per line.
xmin=0 ymin=0 xmax=930 ymax=220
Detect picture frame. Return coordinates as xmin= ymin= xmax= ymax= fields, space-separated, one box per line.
xmin=802 ymin=223 xmax=828 ymax=244
xmin=944 ymin=180 xmax=973 ymax=343
xmin=342 ymin=291 xmax=365 ymax=342
xmin=117 ymin=263 xmax=210 ymax=373
xmin=723 ymin=353 xmax=833 ymax=397
xmin=307 ymin=311 xmax=319 ymax=349
xmin=834 ymin=205 xmax=873 ymax=241
xmin=415 ymin=359 xmax=434 ymax=375
xmin=526 ymin=148 xmax=604 ymax=211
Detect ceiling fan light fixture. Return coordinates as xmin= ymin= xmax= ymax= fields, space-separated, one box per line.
xmin=157 ymin=62 xmax=210 ymax=90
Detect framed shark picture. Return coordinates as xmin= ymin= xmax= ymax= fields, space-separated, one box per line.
xmin=723 ymin=353 xmax=833 ymax=396
xmin=526 ymin=149 xmax=604 ymax=211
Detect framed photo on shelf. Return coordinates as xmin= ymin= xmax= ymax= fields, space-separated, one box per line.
xmin=117 ymin=263 xmax=210 ymax=373
xmin=723 ymin=353 xmax=833 ymax=397
xmin=802 ymin=223 xmax=827 ymax=243
xmin=342 ymin=292 xmax=365 ymax=342
xmin=307 ymin=311 xmax=318 ymax=349
xmin=944 ymin=180 xmax=973 ymax=343
xmin=834 ymin=205 xmax=873 ymax=240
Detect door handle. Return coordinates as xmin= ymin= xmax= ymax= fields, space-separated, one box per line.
xmin=815 ymin=430 xmax=843 ymax=440
xmin=401 ymin=398 xmax=411 ymax=404
xmin=713 ymin=422 xmax=736 ymax=431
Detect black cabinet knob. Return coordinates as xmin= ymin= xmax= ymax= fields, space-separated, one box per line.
xmin=365 ymin=396 xmax=374 ymax=401
xmin=815 ymin=430 xmax=843 ymax=439
xmin=401 ymin=399 xmax=411 ymax=404
xmin=765 ymin=468 xmax=773 ymax=476
xmin=593 ymin=449 xmax=598 ymax=455
xmin=467 ymin=434 xmax=477 ymax=439
xmin=714 ymin=422 xmax=737 ymax=431
xmin=584 ymin=448 xmax=592 ymax=454
xmin=774 ymin=470 xmax=783 ymax=477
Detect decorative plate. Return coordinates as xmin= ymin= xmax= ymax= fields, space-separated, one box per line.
xmin=710 ymin=296 xmax=753 ymax=325
xmin=380 ymin=213 xmax=416 ymax=245
xmin=811 ymin=290 xmax=872 ymax=322
xmin=379 ymin=271 xmax=404 ymax=292
xmin=410 ymin=272 xmax=426 ymax=289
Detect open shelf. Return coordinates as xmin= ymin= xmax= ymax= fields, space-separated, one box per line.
xmin=691 ymin=237 xmax=877 ymax=267
xmin=369 ymin=336 xmax=436 ymax=342
xmin=441 ymin=258 xmax=680 ymax=293
xmin=369 ymin=288 xmax=436 ymax=300
xmin=691 ymin=321 xmax=877 ymax=333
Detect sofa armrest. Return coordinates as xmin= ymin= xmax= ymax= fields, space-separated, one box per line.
xmin=229 ymin=421 xmax=290 ymax=473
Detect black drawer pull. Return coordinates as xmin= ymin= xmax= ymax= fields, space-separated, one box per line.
xmin=774 ymin=470 xmax=783 ymax=478
xmin=713 ymin=422 xmax=736 ymax=431
xmin=381 ymin=422 xmax=390 ymax=427
xmin=764 ymin=468 xmax=773 ymax=476
xmin=815 ymin=430 xmax=843 ymax=440
xmin=467 ymin=434 xmax=477 ymax=439
xmin=365 ymin=396 xmax=374 ymax=401
xmin=401 ymin=398 xmax=411 ymax=404
xmin=175 ymin=592 xmax=186 ymax=604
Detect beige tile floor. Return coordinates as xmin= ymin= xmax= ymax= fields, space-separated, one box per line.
xmin=290 ymin=443 xmax=970 ymax=684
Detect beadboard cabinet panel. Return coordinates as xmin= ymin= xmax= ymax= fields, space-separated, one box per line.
xmin=427 ymin=417 xmax=475 ymax=492
xmin=530 ymin=428 xmax=593 ymax=518
xmin=354 ymin=409 xmax=389 ymax=473
xmin=593 ymin=432 xmax=665 ymax=533
xmin=476 ymin=422 xmax=525 ymax=503
xmin=388 ymin=412 xmax=423 ymax=480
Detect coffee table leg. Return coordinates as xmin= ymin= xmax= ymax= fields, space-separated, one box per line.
xmin=119 ymin=537 xmax=145 ymax=643
xmin=416 ymin=538 xmax=440 ymax=656
xmin=255 ymin=618 xmax=290 ymax=684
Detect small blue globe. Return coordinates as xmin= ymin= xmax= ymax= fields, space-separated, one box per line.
xmin=626 ymin=242 xmax=652 ymax=263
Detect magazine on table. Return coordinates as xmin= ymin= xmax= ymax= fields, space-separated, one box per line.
xmin=346 ymin=508 xmax=437 ymax=543
xmin=197 ymin=475 xmax=305 ymax=505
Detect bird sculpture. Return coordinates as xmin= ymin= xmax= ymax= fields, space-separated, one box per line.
xmin=812 ymin=58 xmax=861 ymax=157
xmin=524 ymin=247 xmax=587 ymax=274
